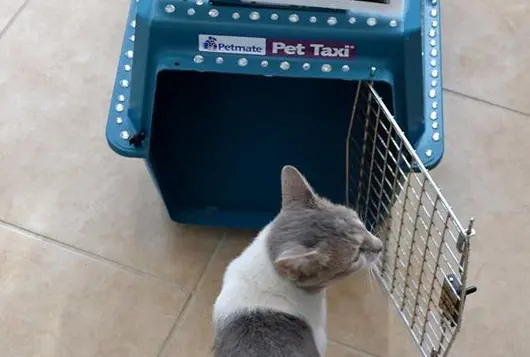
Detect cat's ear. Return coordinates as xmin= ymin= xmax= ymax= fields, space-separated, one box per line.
xmin=274 ymin=245 xmax=329 ymax=280
xmin=281 ymin=165 xmax=316 ymax=208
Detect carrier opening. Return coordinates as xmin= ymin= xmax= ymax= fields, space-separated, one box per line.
xmin=149 ymin=70 xmax=393 ymax=226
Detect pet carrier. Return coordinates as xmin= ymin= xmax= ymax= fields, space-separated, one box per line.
xmin=105 ymin=0 xmax=445 ymax=228
xmin=105 ymin=0 xmax=477 ymax=356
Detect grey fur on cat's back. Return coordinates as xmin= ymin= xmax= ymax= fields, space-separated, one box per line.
xmin=214 ymin=310 xmax=320 ymax=357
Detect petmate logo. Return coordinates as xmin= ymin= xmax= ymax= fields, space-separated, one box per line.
xmin=267 ymin=39 xmax=356 ymax=59
xmin=202 ymin=36 xmax=219 ymax=51
xmin=199 ymin=34 xmax=266 ymax=55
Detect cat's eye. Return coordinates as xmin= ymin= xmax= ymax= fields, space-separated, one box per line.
xmin=303 ymin=239 xmax=318 ymax=248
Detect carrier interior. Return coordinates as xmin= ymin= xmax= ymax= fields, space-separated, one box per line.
xmin=149 ymin=70 xmax=393 ymax=228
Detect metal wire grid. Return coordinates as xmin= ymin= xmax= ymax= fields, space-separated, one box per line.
xmin=345 ymin=82 xmax=474 ymax=357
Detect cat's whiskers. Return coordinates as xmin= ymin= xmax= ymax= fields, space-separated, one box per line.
xmin=363 ymin=266 xmax=374 ymax=291
xmin=369 ymin=267 xmax=375 ymax=291
xmin=368 ymin=265 xmax=379 ymax=292
xmin=363 ymin=270 xmax=370 ymax=290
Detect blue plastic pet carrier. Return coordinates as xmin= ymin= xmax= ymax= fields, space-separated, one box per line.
xmin=106 ymin=1 xmax=477 ymax=356
xmin=105 ymin=0 xmax=445 ymax=229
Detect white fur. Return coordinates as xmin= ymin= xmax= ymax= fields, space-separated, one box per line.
xmin=213 ymin=224 xmax=327 ymax=356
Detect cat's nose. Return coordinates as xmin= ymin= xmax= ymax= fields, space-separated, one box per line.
xmin=368 ymin=233 xmax=384 ymax=253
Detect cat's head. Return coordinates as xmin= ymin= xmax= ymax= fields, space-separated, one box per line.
xmin=267 ymin=165 xmax=383 ymax=291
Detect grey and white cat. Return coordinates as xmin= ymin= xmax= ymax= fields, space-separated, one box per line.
xmin=213 ymin=165 xmax=383 ymax=357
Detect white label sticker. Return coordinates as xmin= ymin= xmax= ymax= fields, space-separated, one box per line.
xmin=198 ymin=34 xmax=266 ymax=56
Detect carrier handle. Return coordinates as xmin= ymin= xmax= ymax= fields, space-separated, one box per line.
xmin=209 ymin=0 xmax=352 ymax=12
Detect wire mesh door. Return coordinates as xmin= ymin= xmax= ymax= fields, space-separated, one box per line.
xmin=346 ymin=82 xmax=477 ymax=357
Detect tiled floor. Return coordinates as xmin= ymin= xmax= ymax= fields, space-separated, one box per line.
xmin=0 ymin=0 xmax=528 ymax=356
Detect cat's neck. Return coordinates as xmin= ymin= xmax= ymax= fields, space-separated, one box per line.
xmin=239 ymin=224 xmax=284 ymax=283
xmin=214 ymin=223 xmax=326 ymax=335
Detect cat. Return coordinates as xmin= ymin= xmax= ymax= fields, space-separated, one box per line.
xmin=212 ymin=165 xmax=384 ymax=357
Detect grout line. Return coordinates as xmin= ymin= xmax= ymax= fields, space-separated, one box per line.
xmin=156 ymin=235 xmax=226 ymax=357
xmin=156 ymin=293 xmax=193 ymax=357
xmin=443 ymin=88 xmax=530 ymax=117
xmin=0 ymin=0 xmax=31 ymax=41
xmin=329 ymin=339 xmax=380 ymax=357
xmin=0 ymin=219 xmax=191 ymax=294
xmin=188 ymin=230 xmax=227 ymax=294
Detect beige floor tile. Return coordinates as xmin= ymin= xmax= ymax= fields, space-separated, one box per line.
xmin=327 ymin=271 xmax=422 ymax=357
xmin=384 ymin=313 xmax=419 ymax=357
xmin=0 ymin=223 xmax=188 ymax=357
xmin=442 ymin=0 xmax=530 ymax=113
xmin=326 ymin=342 xmax=376 ymax=357
xmin=0 ymin=0 xmax=220 ymax=289
xmin=160 ymin=230 xmax=253 ymax=357
xmin=430 ymin=92 xmax=530 ymax=356
xmin=0 ymin=0 xmax=25 ymax=33
xmin=327 ymin=271 xmax=391 ymax=355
